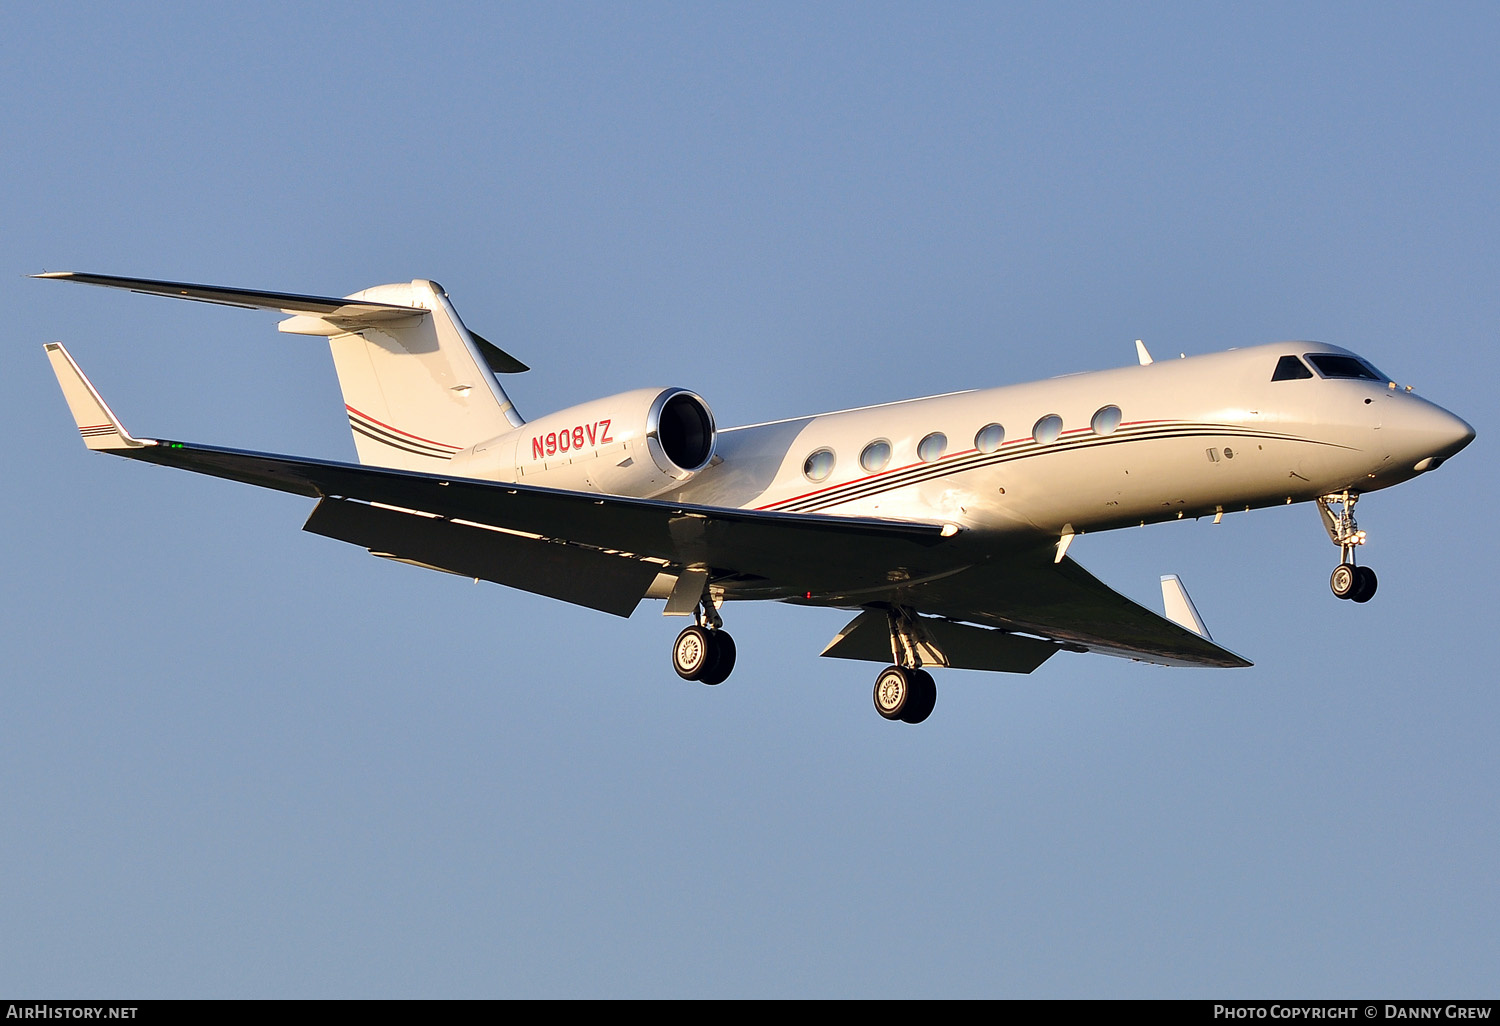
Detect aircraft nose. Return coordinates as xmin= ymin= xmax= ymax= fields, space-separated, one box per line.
xmin=1405 ymin=401 xmax=1475 ymax=472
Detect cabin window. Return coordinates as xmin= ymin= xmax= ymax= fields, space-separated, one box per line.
xmin=1305 ymin=353 xmax=1386 ymax=381
xmin=1091 ymin=406 xmax=1122 ymax=435
xmin=1032 ymin=415 xmax=1063 ymax=444
xmin=859 ymin=440 xmax=892 ymax=473
xmin=974 ymin=423 xmax=1005 ymax=453
xmin=803 ymin=448 xmax=835 ymax=482
xmin=1272 ymin=355 xmax=1313 ymax=381
xmin=917 ymin=432 xmax=947 ymax=463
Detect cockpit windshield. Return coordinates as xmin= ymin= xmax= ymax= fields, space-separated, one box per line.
xmin=1271 ymin=355 xmax=1313 ymax=381
xmin=1305 ymin=353 xmax=1387 ymax=381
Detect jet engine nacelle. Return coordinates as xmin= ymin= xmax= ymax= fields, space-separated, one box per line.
xmin=449 ymin=387 xmax=716 ymax=498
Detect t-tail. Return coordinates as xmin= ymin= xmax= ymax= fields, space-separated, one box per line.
xmin=278 ymin=279 xmax=526 ymax=470
xmin=32 ymin=272 xmax=528 ymax=472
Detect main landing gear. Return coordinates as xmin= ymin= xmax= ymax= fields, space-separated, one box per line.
xmin=873 ymin=607 xmax=938 ymax=724
xmin=1318 ymin=491 xmax=1378 ymax=603
xmin=874 ymin=665 xmax=937 ymax=724
xmin=671 ymin=597 xmax=737 ymax=686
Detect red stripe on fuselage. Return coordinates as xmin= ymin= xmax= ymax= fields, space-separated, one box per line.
xmin=345 ymin=405 xmax=461 ymax=451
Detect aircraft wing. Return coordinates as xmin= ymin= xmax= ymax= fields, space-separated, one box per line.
xmin=895 ymin=556 xmax=1253 ymax=668
xmin=123 ymin=439 xmax=954 ymax=596
xmin=46 ymin=341 xmax=1249 ymax=668
xmin=45 ymin=343 xmax=953 ymax=615
xmin=818 ymin=550 xmax=1250 ymax=671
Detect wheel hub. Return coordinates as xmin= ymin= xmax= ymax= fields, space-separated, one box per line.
xmin=874 ymin=667 xmax=909 ymax=717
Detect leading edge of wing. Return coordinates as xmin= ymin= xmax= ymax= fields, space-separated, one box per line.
xmin=33 ymin=271 xmax=421 ymax=321
xmin=109 ymin=438 xmax=953 ymax=582
xmin=44 ymin=340 xmax=950 ymax=594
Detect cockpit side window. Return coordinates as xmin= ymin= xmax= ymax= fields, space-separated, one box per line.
xmin=1272 ymin=355 xmax=1313 ymax=381
xmin=1305 ymin=353 xmax=1386 ymax=381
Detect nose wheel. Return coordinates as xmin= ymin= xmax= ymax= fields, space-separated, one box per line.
xmin=1330 ymin=563 xmax=1378 ymax=603
xmin=1318 ymin=492 xmax=1378 ymax=603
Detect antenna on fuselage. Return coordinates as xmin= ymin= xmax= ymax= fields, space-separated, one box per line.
xmin=1135 ymin=339 xmax=1153 ymax=365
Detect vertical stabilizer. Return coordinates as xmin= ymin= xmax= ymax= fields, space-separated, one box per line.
xmin=280 ymin=280 xmax=524 ymax=471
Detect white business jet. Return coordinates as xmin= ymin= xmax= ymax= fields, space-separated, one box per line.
xmin=39 ymin=272 xmax=1474 ymax=724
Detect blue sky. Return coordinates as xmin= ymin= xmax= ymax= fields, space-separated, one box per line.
xmin=3 ymin=2 xmax=1496 ymax=997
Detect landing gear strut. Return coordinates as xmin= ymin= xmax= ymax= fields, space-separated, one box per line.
xmin=1318 ymin=491 xmax=1378 ymax=603
xmin=671 ymin=596 xmax=736 ymax=685
xmin=873 ymin=607 xmax=939 ymax=724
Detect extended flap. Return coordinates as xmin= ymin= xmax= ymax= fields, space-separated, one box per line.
xmin=303 ymin=498 xmax=659 ymax=617
xmin=821 ymin=609 xmax=1056 ymax=673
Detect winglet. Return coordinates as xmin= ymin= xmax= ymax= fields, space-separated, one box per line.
xmin=1160 ymin=574 xmax=1210 ymax=639
xmin=43 ymin=342 xmax=153 ymax=450
xmin=1135 ymin=339 xmax=1153 ymax=366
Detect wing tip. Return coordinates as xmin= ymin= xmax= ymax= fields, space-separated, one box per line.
xmin=1159 ymin=573 xmax=1211 ymax=638
xmin=43 ymin=342 xmax=152 ymax=450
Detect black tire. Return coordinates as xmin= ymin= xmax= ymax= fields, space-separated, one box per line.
xmin=873 ymin=665 xmax=911 ymax=720
xmin=698 ymin=631 xmax=737 ymax=685
xmin=899 ymin=669 xmax=938 ymax=724
xmin=672 ymin=625 xmax=714 ymax=681
xmin=1351 ymin=565 xmax=1378 ymax=603
xmin=1330 ymin=563 xmax=1358 ymax=599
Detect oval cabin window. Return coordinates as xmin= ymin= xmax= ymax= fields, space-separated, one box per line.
xmin=860 ymin=440 xmax=892 ymax=473
xmin=803 ymin=448 xmax=835 ymax=482
xmin=974 ymin=423 xmax=1005 ymax=453
xmin=1032 ymin=415 xmax=1063 ymax=444
xmin=917 ymin=432 xmax=947 ymax=463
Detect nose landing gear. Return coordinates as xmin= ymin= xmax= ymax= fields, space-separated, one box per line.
xmin=1318 ymin=491 xmax=1378 ymax=603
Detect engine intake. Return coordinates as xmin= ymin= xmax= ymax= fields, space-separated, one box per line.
xmin=649 ymin=389 xmax=715 ymax=474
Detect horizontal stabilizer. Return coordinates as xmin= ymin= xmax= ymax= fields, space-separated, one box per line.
xmin=44 ymin=342 xmax=152 ymax=450
xmin=821 ymin=609 xmax=1056 ymax=673
xmin=468 ymin=329 xmax=529 ymax=374
xmin=35 ymin=271 xmax=531 ymax=375
xmin=33 ymin=271 xmax=421 ymax=322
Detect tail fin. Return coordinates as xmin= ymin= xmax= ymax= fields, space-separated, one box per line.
xmin=33 ymin=272 xmax=526 ymax=473
xmin=281 ymin=280 xmax=524 ymax=470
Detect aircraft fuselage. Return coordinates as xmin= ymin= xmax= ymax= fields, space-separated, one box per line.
xmin=677 ymin=341 xmax=1473 ymax=545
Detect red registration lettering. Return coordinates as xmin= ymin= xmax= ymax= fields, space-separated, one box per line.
xmin=530 ymin=419 xmax=614 ymax=462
